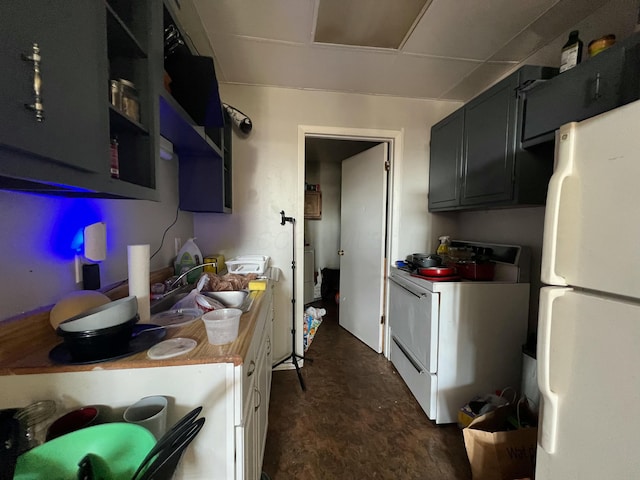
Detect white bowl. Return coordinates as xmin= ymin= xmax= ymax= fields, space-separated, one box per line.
xmin=202 ymin=291 xmax=248 ymax=308
xmin=58 ymin=296 xmax=138 ymax=333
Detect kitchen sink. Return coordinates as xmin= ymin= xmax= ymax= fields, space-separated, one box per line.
xmin=150 ymin=287 xmax=254 ymax=315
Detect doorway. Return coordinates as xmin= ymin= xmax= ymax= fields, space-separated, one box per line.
xmin=298 ymin=126 xmax=402 ymax=358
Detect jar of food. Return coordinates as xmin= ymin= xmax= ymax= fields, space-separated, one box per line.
xmin=118 ymin=79 xmax=140 ymax=123
xmin=588 ymin=34 xmax=616 ymax=58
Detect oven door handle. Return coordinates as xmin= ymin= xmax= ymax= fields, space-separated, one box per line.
xmin=392 ymin=335 xmax=424 ymax=374
xmin=389 ymin=277 xmax=425 ymax=299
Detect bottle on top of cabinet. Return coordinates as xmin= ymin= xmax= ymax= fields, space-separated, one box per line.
xmin=560 ymin=30 xmax=583 ymax=73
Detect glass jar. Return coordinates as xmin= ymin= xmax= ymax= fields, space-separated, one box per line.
xmin=118 ymin=79 xmax=140 ymax=123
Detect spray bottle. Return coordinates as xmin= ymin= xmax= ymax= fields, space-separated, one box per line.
xmin=437 ymin=236 xmax=451 ymax=260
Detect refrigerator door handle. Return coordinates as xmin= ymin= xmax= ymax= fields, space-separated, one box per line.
xmin=538 ymin=286 xmax=570 ymax=454
xmin=541 ymin=125 xmax=576 ymax=286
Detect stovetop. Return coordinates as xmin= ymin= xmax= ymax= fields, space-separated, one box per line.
xmin=397 ymin=239 xmax=530 ymax=283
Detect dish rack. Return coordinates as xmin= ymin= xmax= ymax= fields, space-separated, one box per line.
xmin=226 ymin=255 xmax=270 ymax=275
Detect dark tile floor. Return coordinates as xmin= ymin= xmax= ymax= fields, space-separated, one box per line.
xmin=262 ymin=299 xmax=472 ymax=480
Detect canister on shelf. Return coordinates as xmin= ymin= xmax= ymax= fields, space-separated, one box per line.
xmin=118 ymin=79 xmax=140 ymax=123
xmin=588 ymin=34 xmax=616 ymax=57
xmin=109 ymin=79 xmax=140 ymax=123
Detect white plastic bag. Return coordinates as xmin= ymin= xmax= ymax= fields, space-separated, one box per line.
xmin=171 ymin=275 xmax=225 ymax=313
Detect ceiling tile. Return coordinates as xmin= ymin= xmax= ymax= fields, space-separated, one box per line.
xmin=193 ymin=0 xmax=316 ymax=43
xmin=440 ymin=63 xmax=518 ymax=101
xmin=380 ymin=54 xmax=480 ymax=98
xmin=403 ymin=0 xmax=559 ymax=60
xmin=315 ymin=0 xmax=428 ymax=48
xmin=210 ymin=35 xmax=398 ymax=95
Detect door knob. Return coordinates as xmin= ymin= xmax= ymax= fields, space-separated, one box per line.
xmin=338 ymin=250 xmax=344 ymax=256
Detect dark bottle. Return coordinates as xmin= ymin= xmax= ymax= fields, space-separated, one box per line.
xmin=560 ymin=30 xmax=583 ymax=73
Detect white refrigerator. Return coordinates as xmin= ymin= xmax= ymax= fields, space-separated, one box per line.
xmin=536 ymin=98 xmax=640 ymax=479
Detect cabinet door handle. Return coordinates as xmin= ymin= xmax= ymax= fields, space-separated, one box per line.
xmin=247 ymin=360 xmax=256 ymax=377
xmin=254 ymin=387 xmax=262 ymax=412
xmin=266 ymin=336 xmax=271 ymax=355
xmin=594 ymin=73 xmax=601 ymax=100
xmin=22 ymin=43 xmax=44 ymax=121
xmin=392 ymin=336 xmax=424 ymax=374
xmin=390 ymin=277 xmax=425 ymax=299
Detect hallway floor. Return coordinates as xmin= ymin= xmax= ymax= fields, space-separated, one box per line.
xmin=262 ymin=299 xmax=472 ymax=479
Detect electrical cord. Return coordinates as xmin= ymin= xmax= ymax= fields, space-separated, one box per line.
xmin=150 ymin=204 xmax=180 ymax=260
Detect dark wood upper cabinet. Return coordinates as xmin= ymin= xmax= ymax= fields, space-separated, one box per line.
xmin=429 ymin=65 xmax=556 ymax=212
xmin=522 ymin=32 xmax=640 ymax=147
xmin=0 ymin=0 xmax=160 ymax=200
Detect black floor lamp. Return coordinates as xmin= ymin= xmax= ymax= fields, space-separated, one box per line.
xmin=273 ymin=210 xmax=311 ymax=391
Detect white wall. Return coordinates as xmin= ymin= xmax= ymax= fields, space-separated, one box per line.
xmin=193 ymin=84 xmax=460 ymax=362
xmin=0 ymin=153 xmax=194 ymax=319
xmin=304 ymin=160 xmax=342 ymax=271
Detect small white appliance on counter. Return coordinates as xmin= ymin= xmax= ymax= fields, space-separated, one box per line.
xmin=388 ymin=240 xmax=530 ymax=424
xmin=536 ymin=99 xmax=640 ymax=479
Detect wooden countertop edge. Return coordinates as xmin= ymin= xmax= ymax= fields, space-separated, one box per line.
xmin=0 ymin=289 xmax=266 ymax=375
xmin=0 ymin=268 xmax=267 ymax=375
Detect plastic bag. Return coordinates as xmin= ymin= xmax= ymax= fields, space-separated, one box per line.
xmin=303 ymin=307 xmax=326 ymax=351
xmin=171 ymin=275 xmax=225 ymax=313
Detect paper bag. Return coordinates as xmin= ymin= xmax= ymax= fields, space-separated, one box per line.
xmin=463 ymin=405 xmax=538 ymax=480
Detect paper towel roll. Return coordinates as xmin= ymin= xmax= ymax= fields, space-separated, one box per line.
xmin=128 ymin=244 xmax=150 ymax=322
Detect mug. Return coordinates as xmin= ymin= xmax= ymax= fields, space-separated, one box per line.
xmin=123 ymin=396 xmax=168 ymax=440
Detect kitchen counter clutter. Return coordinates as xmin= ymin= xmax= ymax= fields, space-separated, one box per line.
xmin=0 ymin=281 xmax=274 ymax=480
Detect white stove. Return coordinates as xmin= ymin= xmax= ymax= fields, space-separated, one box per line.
xmin=388 ymin=241 xmax=531 ymax=424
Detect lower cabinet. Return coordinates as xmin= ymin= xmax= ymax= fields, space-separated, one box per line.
xmin=237 ymin=291 xmax=273 ymax=480
xmin=0 ymin=286 xmax=274 ymax=480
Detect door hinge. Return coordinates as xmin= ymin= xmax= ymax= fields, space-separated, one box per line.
xmin=384 ymin=161 xmax=390 ymax=172
xmin=380 ymin=315 xmax=385 ymax=325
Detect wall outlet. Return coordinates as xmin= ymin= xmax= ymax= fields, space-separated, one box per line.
xmin=74 ymin=255 xmax=83 ymax=284
xmin=174 ymin=238 xmax=182 ymax=257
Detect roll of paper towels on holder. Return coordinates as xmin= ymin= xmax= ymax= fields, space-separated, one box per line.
xmin=128 ymin=244 xmax=150 ymax=322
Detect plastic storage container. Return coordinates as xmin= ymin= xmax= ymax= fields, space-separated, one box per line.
xmin=202 ymin=308 xmax=242 ymax=345
xmin=225 ymin=255 xmax=270 ymax=275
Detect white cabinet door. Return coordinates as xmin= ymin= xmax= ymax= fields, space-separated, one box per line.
xmin=536 ymin=287 xmax=640 ymax=479
xmin=237 ymin=393 xmax=258 ymax=480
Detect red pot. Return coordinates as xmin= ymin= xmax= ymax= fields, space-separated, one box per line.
xmin=456 ymin=261 xmax=495 ymax=281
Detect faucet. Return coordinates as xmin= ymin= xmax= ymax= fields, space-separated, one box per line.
xmin=166 ymin=262 xmax=218 ymax=292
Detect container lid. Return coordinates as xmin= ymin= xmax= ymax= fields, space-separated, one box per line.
xmin=147 ymin=338 xmax=197 ymax=360
xmin=150 ymin=308 xmax=201 ymax=327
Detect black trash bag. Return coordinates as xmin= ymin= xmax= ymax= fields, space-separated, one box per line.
xmin=320 ymin=268 xmax=340 ymax=302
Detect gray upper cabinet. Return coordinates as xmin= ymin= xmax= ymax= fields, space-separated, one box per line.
xmin=523 ymin=32 xmax=640 ymax=147
xmin=0 ymin=0 xmax=160 ymax=199
xmin=429 ymin=65 xmax=557 ymax=212
xmin=0 ymin=1 xmax=108 ymax=175
xmin=463 ymin=78 xmax=517 ymax=206
xmin=428 ymin=110 xmax=463 ymax=210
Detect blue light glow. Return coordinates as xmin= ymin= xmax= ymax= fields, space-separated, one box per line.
xmin=48 ymin=199 xmax=103 ymax=260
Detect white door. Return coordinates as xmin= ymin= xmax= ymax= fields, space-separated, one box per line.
xmin=339 ymin=143 xmax=388 ymax=352
xmin=536 ymin=286 xmax=640 ymax=479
